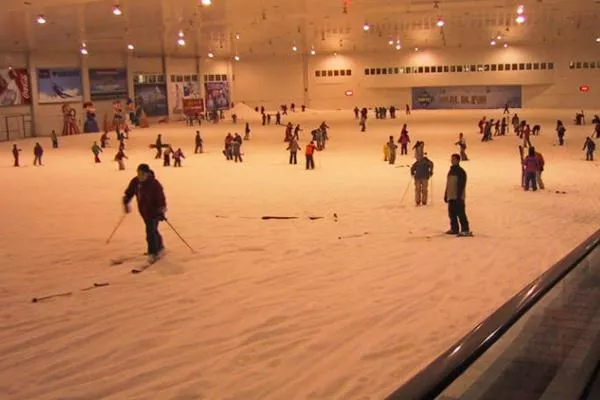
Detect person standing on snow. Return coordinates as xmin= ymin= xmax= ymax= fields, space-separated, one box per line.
xmin=411 ymin=153 xmax=434 ymax=206
xmin=583 ymin=136 xmax=596 ymax=161
xmin=455 ymin=133 xmax=468 ymax=161
xmin=123 ymin=164 xmax=167 ymax=263
xmin=444 ymin=154 xmax=471 ymax=236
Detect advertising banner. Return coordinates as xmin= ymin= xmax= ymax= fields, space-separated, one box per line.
xmin=37 ymin=68 xmax=83 ymax=103
xmin=204 ymin=81 xmax=230 ymax=112
xmin=89 ymin=69 xmax=128 ymax=100
xmin=133 ymin=83 xmax=168 ymax=117
xmin=412 ymin=85 xmax=522 ymax=110
xmin=168 ymin=78 xmax=202 ymax=116
xmin=0 ymin=68 xmax=31 ymax=106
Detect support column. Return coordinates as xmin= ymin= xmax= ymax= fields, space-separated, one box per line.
xmin=27 ymin=52 xmax=40 ymax=137
xmin=162 ymin=55 xmax=172 ymax=120
xmin=81 ymin=53 xmax=90 ymax=103
xmin=302 ymin=54 xmax=310 ymax=108
xmin=126 ymin=55 xmax=135 ymax=100
xmin=227 ymin=59 xmax=235 ymax=104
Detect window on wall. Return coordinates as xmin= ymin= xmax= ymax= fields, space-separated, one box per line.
xmin=334 ymin=70 xmax=339 ymax=76
xmin=548 ymin=62 xmax=554 ymax=70
xmin=317 ymin=69 xmax=353 ymax=78
xmin=470 ymin=64 xmax=476 ymax=71
xmin=347 ymin=69 xmax=352 ymax=76
xmin=382 ymin=68 xmax=387 ymax=75
xmin=424 ymin=66 xmax=430 ymax=73
xmin=512 ymin=64 xmax=518 ymax=70
xmin=526 ymin=63 xmax=532 ymax=70
xmin=340 ymin=70 xmax=346 ymax=76
xmin=490 ymin=64 xmax=496 ymax=71
xmin=498 ymin=64 xmax=504 ymax=71
xmin=533 ymin=63 xmax=539 ymax=70
xmin=364 ymin=68 xmax=370 ymax=75
xmin=315 ymin=71 xmax=321 ymax=77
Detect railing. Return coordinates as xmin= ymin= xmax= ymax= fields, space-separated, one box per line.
xmin=0 ymin=113 xmax=33 ymax=141
xmin=386 ymin=228 xmax=600 ymax=400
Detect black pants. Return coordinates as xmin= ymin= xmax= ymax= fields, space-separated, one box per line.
xmin=306 ymin=155 xmax=314 ymax=169
xmin=401 ymin=144 xmax=408 ymax=155
xmin=144 ymin=218 xmax=163 ymax=255
xmin=558 ymin=135 xmax=564 ymax=146
xmin=289 ymin=151 xmax=297 ymax=164
xmin=174 ymin=159 xmax=181 ymax=167
xmin=52 ymin=141 xmax=58 ymax=148
xmin=448 ymin=199 xmax=469 ymax=233
xmin=586 ymin=150 xmax=594 ymax=161
xmin=34 ymin=155 xmax=42 ymax=166
xmin=524 ymin=172 xmax=537 ymax=191
xmin=234 ymin=152 xmax=243 ymax=162
xmin=13 ymin=156 xmax=19 ymax=167
xmin=195 ymin=144 xmax=202 ymax=153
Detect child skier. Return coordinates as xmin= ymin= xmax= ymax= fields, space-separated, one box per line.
xmin=12 ymin=144 xmax=21 ymax=167
xmin=387 ymin=136 xmax=398 ymax=165
xmin=173 ymin=148 xmax=185 ymax=167
xmin=411 ymin=153 xmax=434 ymax=206
xmin=50 ymin=130 xmax=59 ymax=148
xmin=583 ymin=136 xmax=596 ymax=161
xmin=92 ymin=141 xmax=102 ymax=163
xmin=399 ymin=125 xmax=410 ymax=155
xmin=455 ymin=133 xmax=468 ymax=161
xmin=114 ymin=148 xmax=128 ymax=170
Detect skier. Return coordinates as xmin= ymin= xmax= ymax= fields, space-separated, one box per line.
xmin=123 ymin=164 xmax=167 ymax=263
xmin=387 ymin=136 xmax=398 ymax=165
xmin=532 ymin=124 xmax=541 ymax=136
xmin=556 ymin=120 xmax=566 ymax=146
xmin=223 ymin=133 xmax=234 ymax=160
xmin=413 ymin=141 xmax=425 ymax=158
xmin=100 ymin=131 xmax=109 ymax=148
xmin=511 ymin=114 xmax=520 ymax=134
xmin=244 ymin=123 xmax=251 ymax=140
xmin=92 ymin=141 xmax=102 ymax=163
xmin=261 ymin=113 xmax=266 ymax=126
xmin=390 ymin=105 xmax=396 ymax=119
xmin=291 ymin=103 xmax=296 ymax=112
xmin=411 ymin=153 xmax=434 ymax=206
xmin=533 ymin=147 xmax=545 ymax=190
xmin=500 ymin=118 xmax=507 ymax=136
xmin=284 ymin=122 xmax=293 ymax=142
xmin=287 ymin=138 xmax=301 ymax=165
xmin=405 ymin=104 xmax=411 ymax=115
xmin=232 ymin=133 xmax=243 ymax=163
xmin=444 ymin=154 xmax=471 ymax=236
xmin=595 ymin=122 xmax=600 ymax=139
xmin=493 ymin=120 xmax=500 ymax=136
xmin=12 ymin=144 xmax=21 ymax=167
xmin=359 ymin=115 xmax=366 ymax=132
xmin=383 ymin=141 xmax=390 ymax=162
xmin=503 ymin=102 xmax=510 ymax=115
xmin=163 ymin=146 xmax=173 ymax=167
xmin=522 ymin=147 xmax=539 ymax=191
xmin=173 ymin=148 xmax=185 ymax=167
xmin=583 ymin=136 xmax=596 ymax=161
xmin=194 ymin=131 xmax=203 ymax=153
xmin=33 ymin=142 xmax=43 ymax=166
xmin=154 ymin=134 xmax=163 ymax=159
xmin=293 ymin=124 xmax=302 ymax=140
xmin=398 ymin=127 xmax=410 ymax=156
xmin=114 ymin=148 xmax=128 ymax=170
xmin=353 ymin=106 xmax=359 ymax=119
xmin=305 ymin=140 xmax=318 ymax=170
xmin=455 ymin=133 xmax=468 ymax=161
xmin=523 ymin=124 xmax=532 ymax=148
xmin=50 ymin=130 xmax=59 ymax=148
xmin=478 ymin=117 xmax=486 ymax=134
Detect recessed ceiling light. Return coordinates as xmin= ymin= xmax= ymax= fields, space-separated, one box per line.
xmin=234 ymin=55 xmax=240 ymax=61
xmin=395 ymin=44 xmax=401 ymax=50
xmin=517 ymin=5 xmax=524 ymax=15
xmin=80 ymin=47 xmax=88 ymax=55
xmin=596 ymin=37 xmax=600 ymax=43
xmin=490 ymin=40 xmax=496 ymax=46
xmin=112 ymin=5 xmax=122 ymax=16
xmin=208 ymin=51 xmax=214 ymax=58
xmin=36 ymin=15 xmax=46 ymax=24
xmin=414 ymin=47 xmax=419 ymax=52
xmin=503 ymin=43 xmax=509 ymax=48
xmin=127 ymin=44 xmax=134 ymax=50
xmin=515 ymin=15 xmax=525 ymax=24
xmin=436 ymin=18 xmax=445 ymax=27
xmin=177 ymin=38 xmax=185 ymax=46
xmin=178 ymin=30 xmax=184 ymax=38
xmin=363 ymin=23 xmax=370 ymax=31
xmin=292 ymin=45 xmax=297 ymax=52
xmin=310 ymin=49 xmax=316 ymax=55
xmin=497 ymin=35 xmax=502 ymax=40
xmin=201 ymin=0 xmax=211 ymax=5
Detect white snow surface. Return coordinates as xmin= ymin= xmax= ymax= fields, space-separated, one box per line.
xmin=1 ymin=108 xmax=599 ymax=399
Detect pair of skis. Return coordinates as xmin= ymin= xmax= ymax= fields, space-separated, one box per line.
xmin=110 ymin=253 xmax=164 ymax=274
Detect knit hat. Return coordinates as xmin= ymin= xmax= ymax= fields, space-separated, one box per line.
xmin=137 ymin=163 xmax=151 ymax=173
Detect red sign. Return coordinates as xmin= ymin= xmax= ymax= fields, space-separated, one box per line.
xmin=580 ymin=85 xmax=590 ymax=93
xmin=345 ymin=90 xmax=353 ymax=96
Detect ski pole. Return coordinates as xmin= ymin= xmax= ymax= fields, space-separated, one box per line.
xmin=430 ymin=178 xmax=434 ymax=206
xmin=106 ymin=214 xmax=127 ymax=244
xmin=400 ymin=178 xmax=411 ymax=205
xmin=165 ymin=219 xmax=196 ymax=253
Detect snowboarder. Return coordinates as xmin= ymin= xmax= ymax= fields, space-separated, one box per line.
xmin=411 ymin=153 xmax=434 ymax=206
xmin=522 ymin=147 xmax=539 ymax=191
xmin=444 ymin=154 xmax=470 ymax=236
xmin=387 ymin=136 xmax=398 ymax=165
xmin=114 ymin=148 xmax=128 ymax=170
xmin=287 ymin=138 xmax=301 ymax=164
xmin=194 ymin=131 xmax=203 ymax=153
xmin=583 ymin=136 xmax=596 ymax=161
xmin=154 ymin=134 xmax=163 ymax=159
xmin=33 ymin=142 xmax=43 ymax=166
xmin=123 ymin=164 xmax=167 ymax=263
xmin=305 ymin=140 xmax=318 ymax=170
xmin=244 ymin=123 xmax=251 ymax=140
xmin=12 ymin=144 xmax=21 ymax=167
xmin=399 ymin=124 xmax=410 ymax=155
xmin=455 ymin=133 xmax=468 ymax=161
xmin=556 ymin=120 xmax=566 ymax=146
xmin=173 ymin=148 xmax=185 ymax=167
xmin=92 ymin=141 xmax=102 ymax=163
xmin=50 ymin=130 xmax=59 ymax=148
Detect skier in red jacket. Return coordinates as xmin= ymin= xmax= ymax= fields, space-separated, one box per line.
xmin=123 ymin=164 xmax=167 ymax=262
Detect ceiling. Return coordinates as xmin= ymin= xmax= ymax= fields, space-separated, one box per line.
xmin=0 ymin=0 xmax=598 ymax=58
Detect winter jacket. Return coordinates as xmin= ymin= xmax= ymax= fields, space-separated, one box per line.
xmin=445 ymin=165 xmax=467 ymax=201
xmin=387 ymin=141 xmax=398 ymax=153
xmin=584 ymin=139 xmax=596 ymax=152
xmin=287 ymin=140 xmax=301 ymax=152
xmin=305 ymin=143 xmax=317 ymax=156
xmin=399 ymin=133 xmax=410 ymax=144
xmin=123 ymin=174 xmax=166 ymax=220
xmin=34 ymin=145 xmax=43 ymax=156
xmin=411 ymin=157 xmax=434 ymax=180
xmin=522 ymin=155 xmax=539 ymax=173
xmin=535 ymin=152 xmax=545 ymax=171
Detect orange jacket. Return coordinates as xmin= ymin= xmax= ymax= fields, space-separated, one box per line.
xmin=305 ymin=143 xmax=317 ymax=156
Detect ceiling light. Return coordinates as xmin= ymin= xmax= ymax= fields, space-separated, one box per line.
xmin=503 ymin=43 xmax=509 ymax=48
xmin=112 ymin=5 xmax=122 ymax=16
xmin=235 ymin=33 xmax=240 ymax=40
xmin=414 ymin=47 xmax=419 ymax=52
xmin=127 ymin=44 xmax=134 ymax=50
xmin=515 ymin=15 xmax=525 ymax=24
xmin=436 ymin=18 xmax=445 ymax=27
xmin=201 ymin=0 xmax=212 ymax=5
xmin=177 ymin=38 xmax=185 ymax=46
xmin=363 ymin=23 xmax=370 ymax=31
xmin=310 ymin=49 xmax=316 ymax=55
xmin=596 ymin=37 xmax=600 ymax=43
xmin=517 ymin=5 xmax=524 ymax=15
xmin=208 ymin=51 xmax=214 ymax=58
xmin=292 ymin=45 xmax=297 ymax=52
xmin=36 ymin=15 xmax=47 ymax=24
xmin=388 ymin=39 xmax=394 ymax=45
xmin=490 ymin=40 xmax=496 ymax=46
xmin=497 ymin=35 xmax=502 ymax=40
xmin=178 ymin=30 xmax=184 ymax=38
xmin=395 ymin=44 xmax=401 ymax=50
xmin=80 ymin=47 xmax=88 ymax=55
xmin=234 ymin=55 xmax=240 ymax=61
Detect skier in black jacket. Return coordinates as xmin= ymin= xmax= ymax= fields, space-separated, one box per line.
xmin=444 ymin=154 xmax=471 ymax=236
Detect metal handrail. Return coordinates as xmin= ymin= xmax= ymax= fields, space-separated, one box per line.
xmin=385 ymin=228 xmax=600 ymax=400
